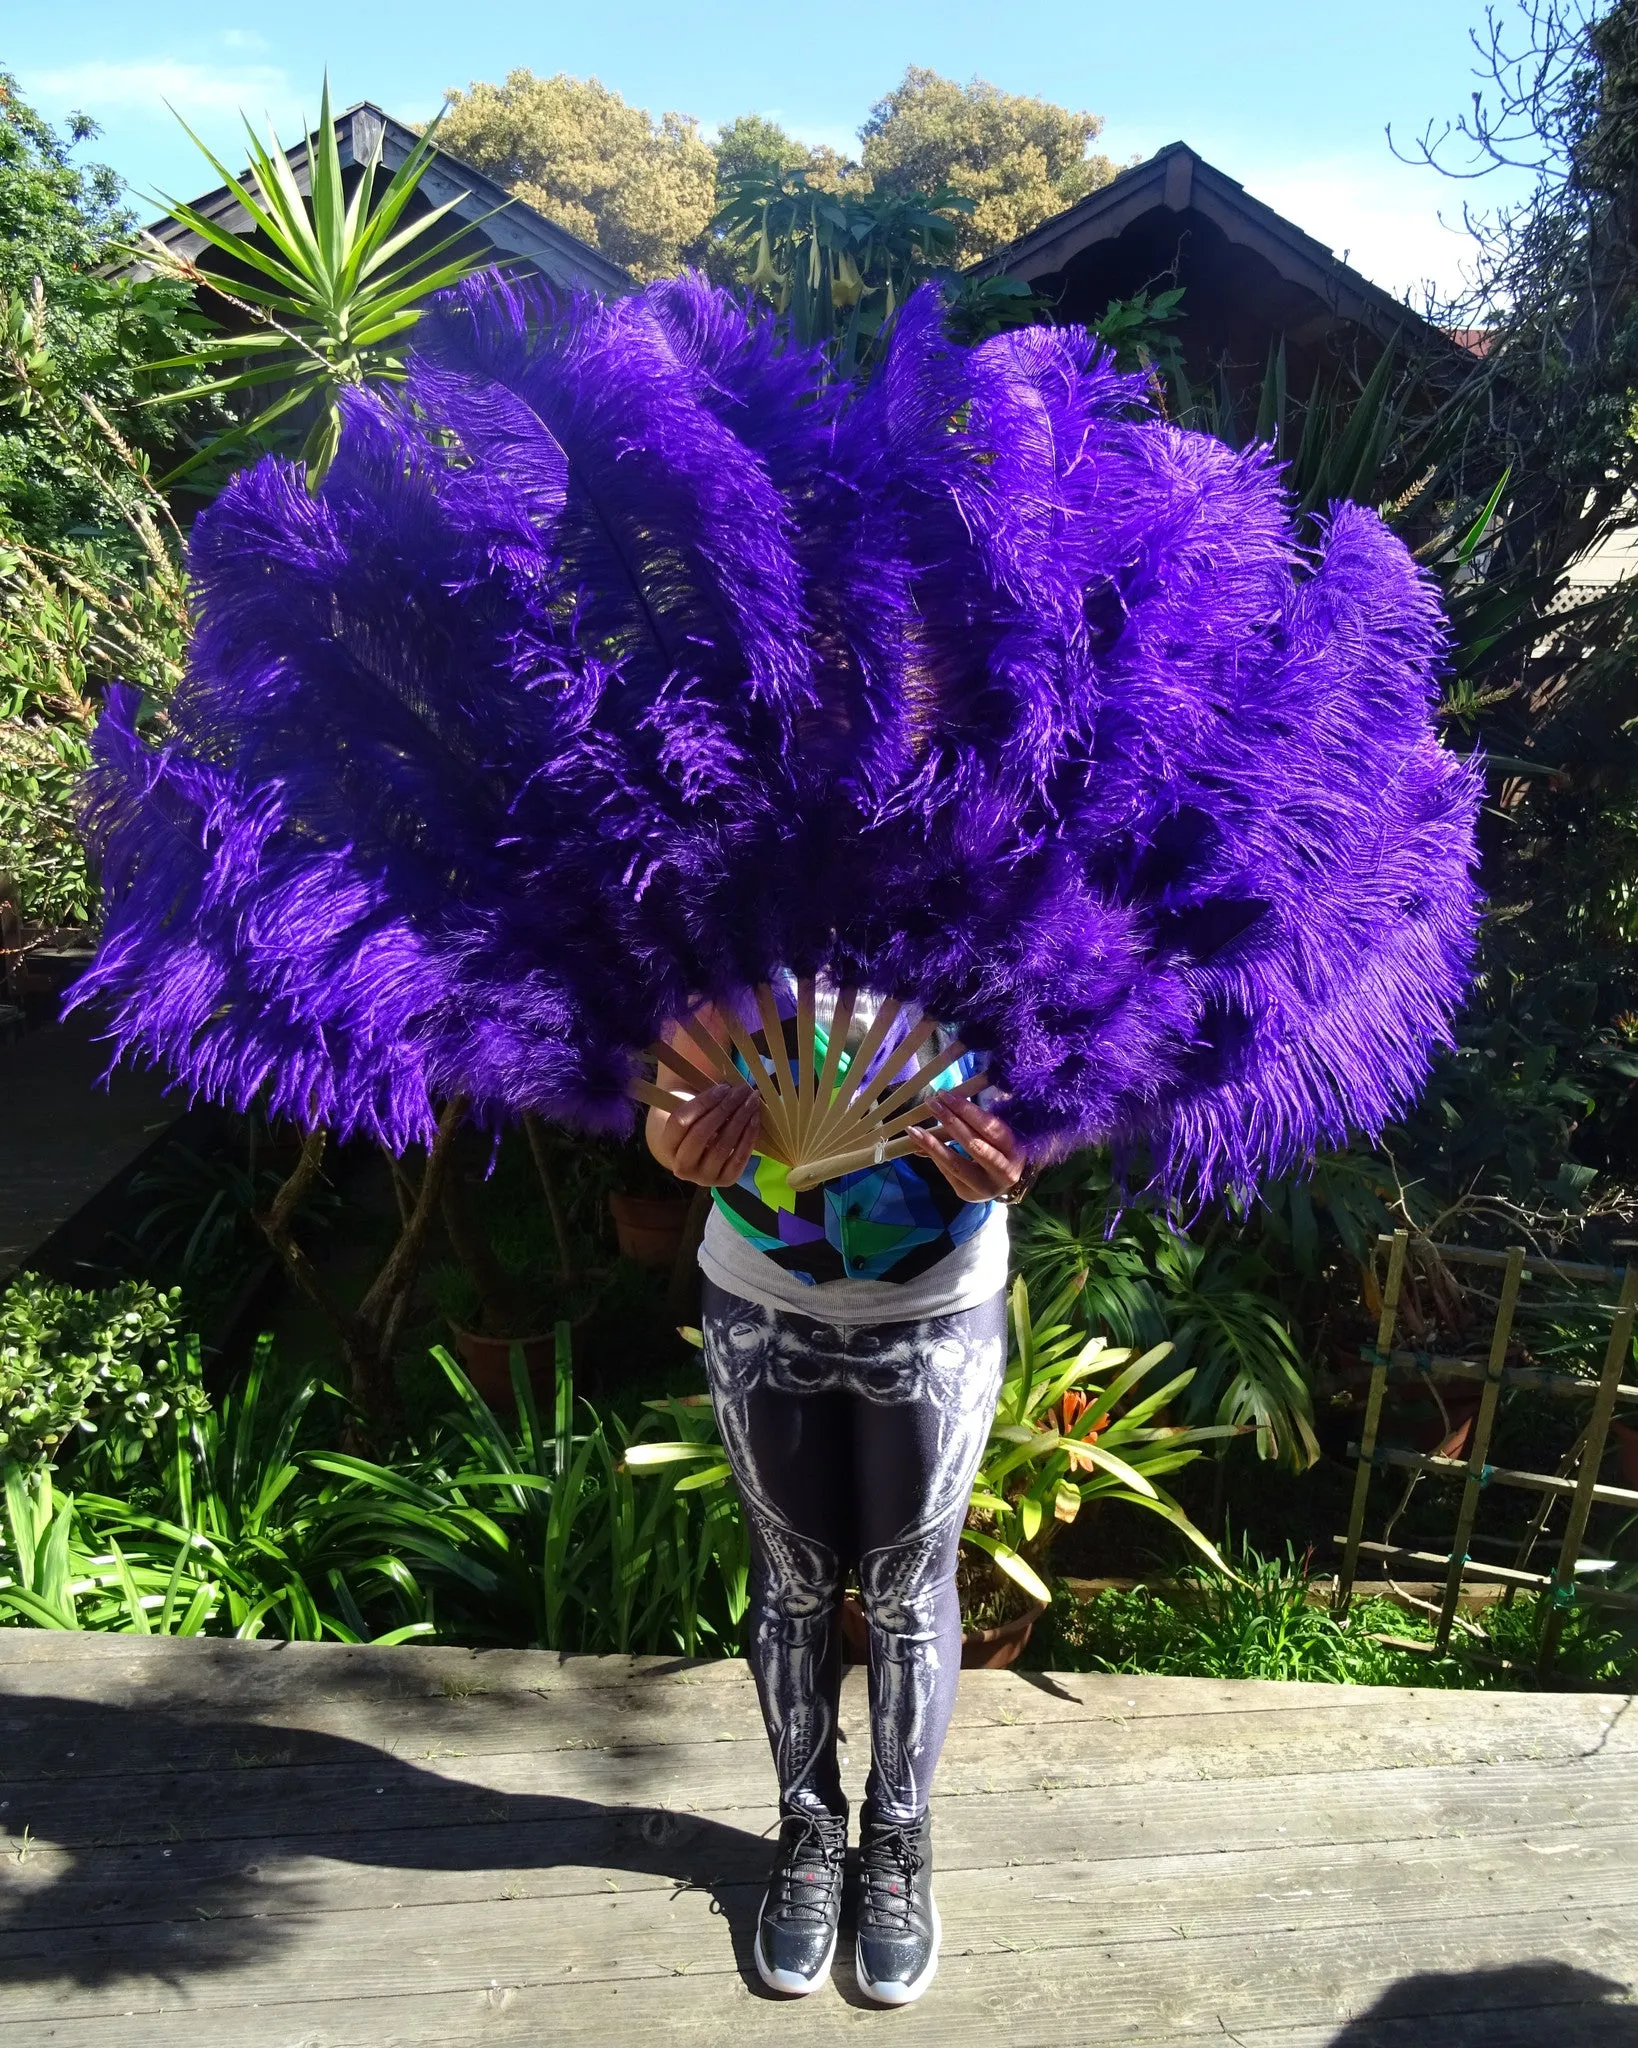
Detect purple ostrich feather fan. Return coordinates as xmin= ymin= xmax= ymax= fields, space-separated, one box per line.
xmin=71 ymin=276 xmax=870 ymax=1147
xmin=830 ymin=292 xmax=1482 ymax=1191
xmin=72 ymin=272 xmax=1480 ymax=1196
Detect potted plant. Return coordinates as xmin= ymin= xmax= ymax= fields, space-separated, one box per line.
xmin=607 ymin=1131 xmax=696 ymax=1268
xmin=436 ymin=1128 xmax=604 ymax=1410
xmin=844 ymin=1275 xmax=1236 ymax=1666
xmin=631 ymin=1282 xmax=1234 ymax=1668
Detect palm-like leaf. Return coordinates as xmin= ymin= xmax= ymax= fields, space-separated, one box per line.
xmin=139 ymin=76 xmax=498 ymax=487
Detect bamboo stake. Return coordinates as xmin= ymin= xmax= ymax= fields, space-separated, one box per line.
xmin=1434 ymin=1245 xmax=1524 ymax=1652
xmin=1361 ymin=1441 xmax=1638 ymax=1509
xmin=1338 ymin=1229 xmax=1407 ymax=1613
xmin=1539 ymin=1262 xmax=1638 ymax=1672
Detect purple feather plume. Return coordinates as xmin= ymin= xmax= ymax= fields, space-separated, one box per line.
xmin=71 ymin=275 xmax=1481 ymax=1196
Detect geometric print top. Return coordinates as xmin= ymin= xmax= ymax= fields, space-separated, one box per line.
xmin=710 ymin=983 xmax=993 ymax=1287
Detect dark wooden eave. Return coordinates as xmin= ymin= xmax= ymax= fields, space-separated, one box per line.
xmin=127 ymin=100 xmax=630 ymax=297
xmin=972 ymin=141 xmax=1464 ymax=387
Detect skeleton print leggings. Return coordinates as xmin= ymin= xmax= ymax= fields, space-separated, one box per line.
xmin=701 ymin=1277 xmax=1007 ymax=1826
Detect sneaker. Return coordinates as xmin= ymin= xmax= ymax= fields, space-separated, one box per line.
xmin=753 ymin=1806 xmax=847 ymax=1996
xmin=855 ymin=1800 xmax=940 ymax=2005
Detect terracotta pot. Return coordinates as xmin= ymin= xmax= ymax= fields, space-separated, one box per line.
xmin=961 ymin=1601 xmax=1049 ymax=1670
xmin=449 ymin=1326 xmax=558 ymax=1412
xmin=1389 ymin=1378 xmax=1485 ymax=1457
xmin=608 ymin=1191 xmax=692 ymax=1268
xmin=839 ymin=1592 xmax=1047 ymax=1672
xmin=1611 ymin=1419 xmax=1638 ymax=1489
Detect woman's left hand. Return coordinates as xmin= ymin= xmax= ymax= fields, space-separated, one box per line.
xmin=905 ymin=1093 xmax=1029 ymax=1203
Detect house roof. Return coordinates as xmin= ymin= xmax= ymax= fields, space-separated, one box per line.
xmin=130 ymin=100 xmax=630 ymax=297
xmin=973 ymin=141 xmax=1460 ymax=375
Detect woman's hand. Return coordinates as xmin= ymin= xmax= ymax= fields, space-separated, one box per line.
xmin=905 ymin=1093 xmax=1029 ymax=1204
xmin=647 ymin=1081 xmax=761 ymax=1188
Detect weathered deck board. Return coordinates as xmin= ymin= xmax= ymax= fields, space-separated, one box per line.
xmin=0 ymin=1638 xmax=1632 ymax=2045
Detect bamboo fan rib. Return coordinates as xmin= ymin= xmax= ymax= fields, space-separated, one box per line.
xmin=628 ymin=980 xmax=984 ymax=1191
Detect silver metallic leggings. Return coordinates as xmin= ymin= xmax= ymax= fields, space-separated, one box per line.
xmin=701 ymin=1278 xmax=1006 ymax=1825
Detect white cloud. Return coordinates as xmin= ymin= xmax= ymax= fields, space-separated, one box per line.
xmin=219 ymin=30 xmax=271 ymax=54
xmin=25 ymin=58 xmax=296 ymax=124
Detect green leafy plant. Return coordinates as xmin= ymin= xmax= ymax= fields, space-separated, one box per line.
xmin=0 ymin=1321 xmax=749 ymax=1651
xmin=1145 ymin=1232 xmax=1320 ymax=1467
xmin=63 ymin=1335 xmax=413 ymax=1640
xmin=121 ymin=1128 xmax=337 ymax=1287
xmin=1016 ymin=1175 xmax=1320 ymax=1468
xmin=962 ymin=1276 xmax=1234 ymax=1610
xmin=0 ymin=270 xmax=193 ymax=932
xmin=1037 ymin=1544 xmax=1418 ymax=1683
xmin=714 ymin=164 xmax=972 ymax=373
xmin=142 ymin=78 xmax=496 ymax=487
xmin=1087 ymin=285 xmax=1186 ymax=383
xmin=1033 ymin=1540 xmax=1638 ymax=1689
xmin=323 ymin=1336 xmax=750 ymax=1653
xmin=0 ymin=1274 xmax=200 ymax=1472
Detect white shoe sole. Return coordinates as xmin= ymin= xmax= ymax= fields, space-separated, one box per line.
xmin=856 ymin=1894 xmax=941 ymax=2006
xmin=754 ymin=1895 xmax=838 ymax=1997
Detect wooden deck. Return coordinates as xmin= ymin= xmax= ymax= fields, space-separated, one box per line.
xmin=0 ymin=1637 xmax=1634 ymax=2045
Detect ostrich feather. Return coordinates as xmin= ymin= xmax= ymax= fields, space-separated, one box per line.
xmin=835 ymin=299 xmax=1481 ymax=1190
xmin=73 ymin=274 xmax=1481 ymax=1200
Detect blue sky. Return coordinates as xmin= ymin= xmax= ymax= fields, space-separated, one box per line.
xmin=12 ymin=1 xmax=1527 ymax=301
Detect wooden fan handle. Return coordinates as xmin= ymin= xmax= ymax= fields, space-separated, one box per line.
xmin=783 ymin=1070 xmax=990 ymax=1190
xmin=640 ymin=1039 xmax=725 ymax=1099
xmin=786 ymin=1133 xmax=922 ymax=1192
xmin=628 ymin=1077 xmax=791 ymax=1167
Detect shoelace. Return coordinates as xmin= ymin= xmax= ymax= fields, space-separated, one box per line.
xmin=770 ymin=1813 xmax=844 ymax=1924
xmin=860 ymin=1821 xmax=924 ymax=1935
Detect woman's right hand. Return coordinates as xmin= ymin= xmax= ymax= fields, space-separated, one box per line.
xmin=647 ymin=1081 xmax=762 ymax=1187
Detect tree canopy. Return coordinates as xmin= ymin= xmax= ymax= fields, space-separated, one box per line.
xmin=0 ymin=74 xmax=190 ymax=548
xmin=439 ymin=67 xmax=1113 ymax=280
xmin=439 ymin=71 xmax=717 ymax=282
xmin=860 ymin=68 xmax=1116 ymax=262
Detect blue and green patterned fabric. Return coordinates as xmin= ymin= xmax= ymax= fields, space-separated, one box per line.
xmin=711 ymin=996 xmax=991 ymax=1287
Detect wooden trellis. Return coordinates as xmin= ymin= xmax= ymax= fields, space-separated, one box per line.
xmin=1336 ymin=1229 xmax=1638 ymax=1670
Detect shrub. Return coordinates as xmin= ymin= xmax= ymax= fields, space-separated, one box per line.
xmin=0 ymin=1327 xmax=749 ymax=1648
xmin=0 ymin=1273 xmax=202 ymax=1470
xmin=1030 ymin=1539 xmax=1638 ymax=1689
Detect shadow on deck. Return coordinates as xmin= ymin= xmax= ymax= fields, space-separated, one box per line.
xmin=0 ymin=1637 xmax=1633 ymax=2044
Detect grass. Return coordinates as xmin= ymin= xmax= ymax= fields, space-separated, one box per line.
xmin=1027 ymin=1541 xmax=1638 ymax=1690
